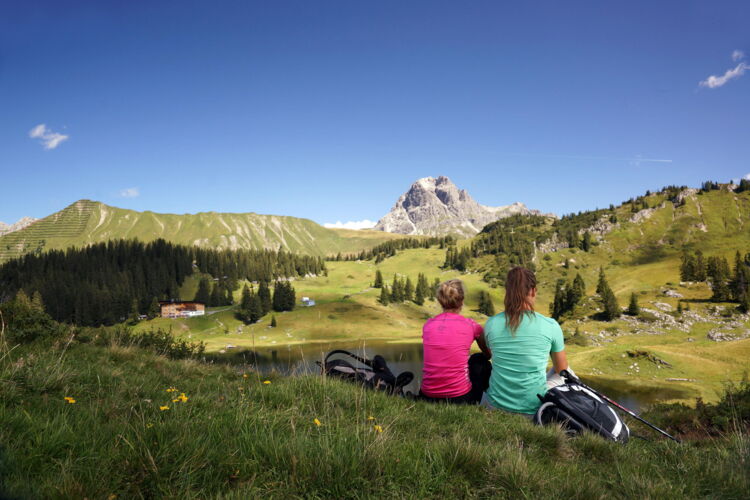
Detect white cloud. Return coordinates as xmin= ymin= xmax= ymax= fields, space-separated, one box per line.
xmin=119 ymin=187 xmax=140 ymax=198
xmin=323 ymin=219 xmax=377 ymax=230
xmin=28 ymin=124 xmax=69 ymax=150
xmin=699 ymin=50 xmax=748 ymax=89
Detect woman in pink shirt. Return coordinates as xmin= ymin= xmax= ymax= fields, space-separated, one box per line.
xmin=420 ymin=279 xmax=492 ymax=404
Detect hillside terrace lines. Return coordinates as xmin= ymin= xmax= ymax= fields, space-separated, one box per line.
xmin=0 ymin=200 xmax=95 ymax=262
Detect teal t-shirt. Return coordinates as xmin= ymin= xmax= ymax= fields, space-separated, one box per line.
xmin=484 ymin=311 xmax=565 ymax=414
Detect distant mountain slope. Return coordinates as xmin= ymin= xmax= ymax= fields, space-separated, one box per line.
xmin=374 ymin=176 xmax=548 ymax=237
xmin=469 ymin=185 xmax=750 ymax=295
xmin=0 ymin=217 xmax=38 ymax=236
xmin=0 ymin=200 xmax=402 ymax=262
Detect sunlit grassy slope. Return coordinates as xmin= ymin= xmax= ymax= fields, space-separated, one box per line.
xmin=131 ymin=189 xmax=750 ymax=404
xmin=0 ymin=200 xmax=403 ymax=262
xmin=3 ymin=339 xmax=748 ymax=498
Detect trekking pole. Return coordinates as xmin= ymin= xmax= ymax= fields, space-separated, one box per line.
xmin=560 ymin=370 xmax=681 ymax=443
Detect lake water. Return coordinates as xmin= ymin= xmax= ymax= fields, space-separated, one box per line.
xmin=215 ymin=340 xmax=690 ymax=413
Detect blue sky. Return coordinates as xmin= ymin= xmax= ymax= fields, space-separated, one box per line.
xmin=1 ymin=1 xmax=748 ymax=227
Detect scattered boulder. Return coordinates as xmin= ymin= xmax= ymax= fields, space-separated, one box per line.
xmin=626 ymin=349 xmax=672 ymax=367
xmin=663 ymin=289 xmax=684 ymax=298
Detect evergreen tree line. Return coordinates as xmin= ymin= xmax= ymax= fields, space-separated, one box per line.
xmin=550 ymin=273 xmax=586 ymax=320
xmin=193 ymin=277 xmax=235 ymax=307
xmin=681 ymin=250 xmax=750 ymax=306
xmin=193 ymin=247 xmax=325 ymax=285
xmin=236 ymin=280 xmax=294 ymax=324
xmin=0 ymin=238 xmax=323 ymax=327
xmin=379 ymin=273 xmax=438 ymax=306
xmin=550 ymin=269 xmax=621 ymax=322
xmin=328 ymin=236 xmax=455 ymax=263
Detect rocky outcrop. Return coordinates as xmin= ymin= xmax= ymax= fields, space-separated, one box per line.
xmin=374 ymin=176 xmax=548 ymax=236
xmin=0 ymin=217 xmax=37 ymax=236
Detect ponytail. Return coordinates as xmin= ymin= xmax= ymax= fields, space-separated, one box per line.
xmin=504 ymin=267 xmax=537 ymax=333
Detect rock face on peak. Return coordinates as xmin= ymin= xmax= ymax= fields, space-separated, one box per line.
xmin=0 ymin=217 xmax=37 ymax=236
xmin=374 ymin=176 xmax=545 ymax=236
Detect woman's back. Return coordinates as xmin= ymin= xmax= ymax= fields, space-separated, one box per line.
xmin=484 ymin=311 xmax=564 ymax=414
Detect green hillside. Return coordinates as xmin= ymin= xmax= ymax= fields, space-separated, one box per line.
xmin=124 ymin=186 xmax=750 ymax=405
xmin=0 ymin=200 xmax=402 ymax=262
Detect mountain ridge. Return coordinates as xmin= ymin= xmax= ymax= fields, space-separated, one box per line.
xmin=0 ymin=200 xmax=403 ymax=263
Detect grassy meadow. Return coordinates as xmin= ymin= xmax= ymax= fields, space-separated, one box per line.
xmin=1 ymin=336 xmax=748 ymax=499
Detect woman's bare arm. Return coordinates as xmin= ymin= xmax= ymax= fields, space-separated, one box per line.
xmin=476 ymin=334 xmax=492 ymax=359
xmin=550 ymin=350 xmax=569 ymax=373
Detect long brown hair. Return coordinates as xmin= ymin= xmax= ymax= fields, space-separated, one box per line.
xmin=504 ymin=266 xmax=537 ymax=333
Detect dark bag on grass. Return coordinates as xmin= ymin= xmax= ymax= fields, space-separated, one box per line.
xmin=535 ymin=382 xmax=630 ymax=443
xmin=317 ymin=349 xmax=413 ymax=396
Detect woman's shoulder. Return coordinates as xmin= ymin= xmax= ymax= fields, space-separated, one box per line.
xmin=532 ymin=311 xmax=562 ymax=330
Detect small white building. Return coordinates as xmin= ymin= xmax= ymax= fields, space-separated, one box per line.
xmin=301 ymin=297 xmax=316 ymax=307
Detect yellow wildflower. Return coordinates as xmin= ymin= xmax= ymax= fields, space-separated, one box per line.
xmin=367 ymin=416 xmax=376 ymax=421
xmin=313 ymin=418 xmax=322 ymax=427
xmin=146 ymin=423 xmax=154 ymax=429
xmin=166 ymin=387 xmax=177 ymax=393
xmin=243 ymin=373 xmax=249 ymax=378
xmin=373 ymin=425 xmax=383 ymax=433
xmin=172 ymin=398 xmax=180 ymax=403
xmin=64 ymin=397 xmax=76 ymax=404
xmin=263 ymin=380 xmax=271 ymax=385
xmin=160 ymin=405 xmax=170 ymax=411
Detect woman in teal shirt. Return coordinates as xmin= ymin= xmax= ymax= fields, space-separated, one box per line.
xmin=484 ymin=267 xmax=570 ymax=415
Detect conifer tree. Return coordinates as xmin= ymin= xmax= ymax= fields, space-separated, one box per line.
xmin=680 ymin=252 xmax=697 ymax=281
xmin=404 ymin=277 xmax=414 ymax=302
xmin=414 ymin=282 xmax=425 ymax=305
xmin=30 ymin=291 xmax=45 ymax=312
xmin=601 ymin=287 xmax=621 ymax=321
xmin=128 ymin=298 xmax=140 ymax=324
xmin=379 ymin=286 xmax=390 ymax=305
xmin=551 ymin=280 xmax=567 ymax=320
xmin=478 ymin=291 xmax=495 ymax=316
xmin=430 ymin=278 xmax=440 ymax=300
xmin=148 ymin=297 xmax=161 ymax=319
xmin=248 ymin=293 xmax=263 ymax=323
xmin=580 ymin=231 xmax=592 ymax=252
xmin=677 ymin=301 xmax=683 ymax=314
xmin=708 ymin=256 xmax=732 ymax=302
xmin=739 ymin=293 xmax=750 ymax=314
xmin=596 ymin=267 xmax=607 ymax=296
xmin=270 ymin=315 xmax=277 ymax=327
xmin=390 ymin=275 xmax=403 ymax=303
xmin=374 ymin=270 xmax=384 ymax=289
xmin=694 ymin=250 xmax=707 ymax=281
xmin=209 ymin=282 xmax=223 ymax=307
xmin=194 ymin=277 xmax=211 ymax=304
xmin=626 ymin=292 xmax=640 ymax=316
xmin=240 ymin=284 xmax=252 ymax=311
xmin=258 ymin=280 xmax=272 ymax=315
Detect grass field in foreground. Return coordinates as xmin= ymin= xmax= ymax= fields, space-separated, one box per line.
xmin=1 ymin=339 xmax=748 ymax=498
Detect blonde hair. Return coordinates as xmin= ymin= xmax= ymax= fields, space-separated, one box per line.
xmin=437 ymin=279 xmax=465 ymax=310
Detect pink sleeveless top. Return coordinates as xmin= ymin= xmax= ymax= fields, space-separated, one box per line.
xmin=421 ymin=312 xmax=483 ymax=398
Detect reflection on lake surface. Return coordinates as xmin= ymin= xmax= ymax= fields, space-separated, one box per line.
xmin=214 ymin=340 xmax=690 ymax=412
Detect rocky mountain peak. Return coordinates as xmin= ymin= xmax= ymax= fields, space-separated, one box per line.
xmin=0 ymin=216 xmax=38 ymax=236
xmin=374 ymin=176 xmax=547 ymax=237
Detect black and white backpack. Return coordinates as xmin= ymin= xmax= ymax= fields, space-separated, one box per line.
xmin=535 ymin=381 xmax=630 ymax=443
xmin=317 ymin=350 xmax=414 ymax=396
